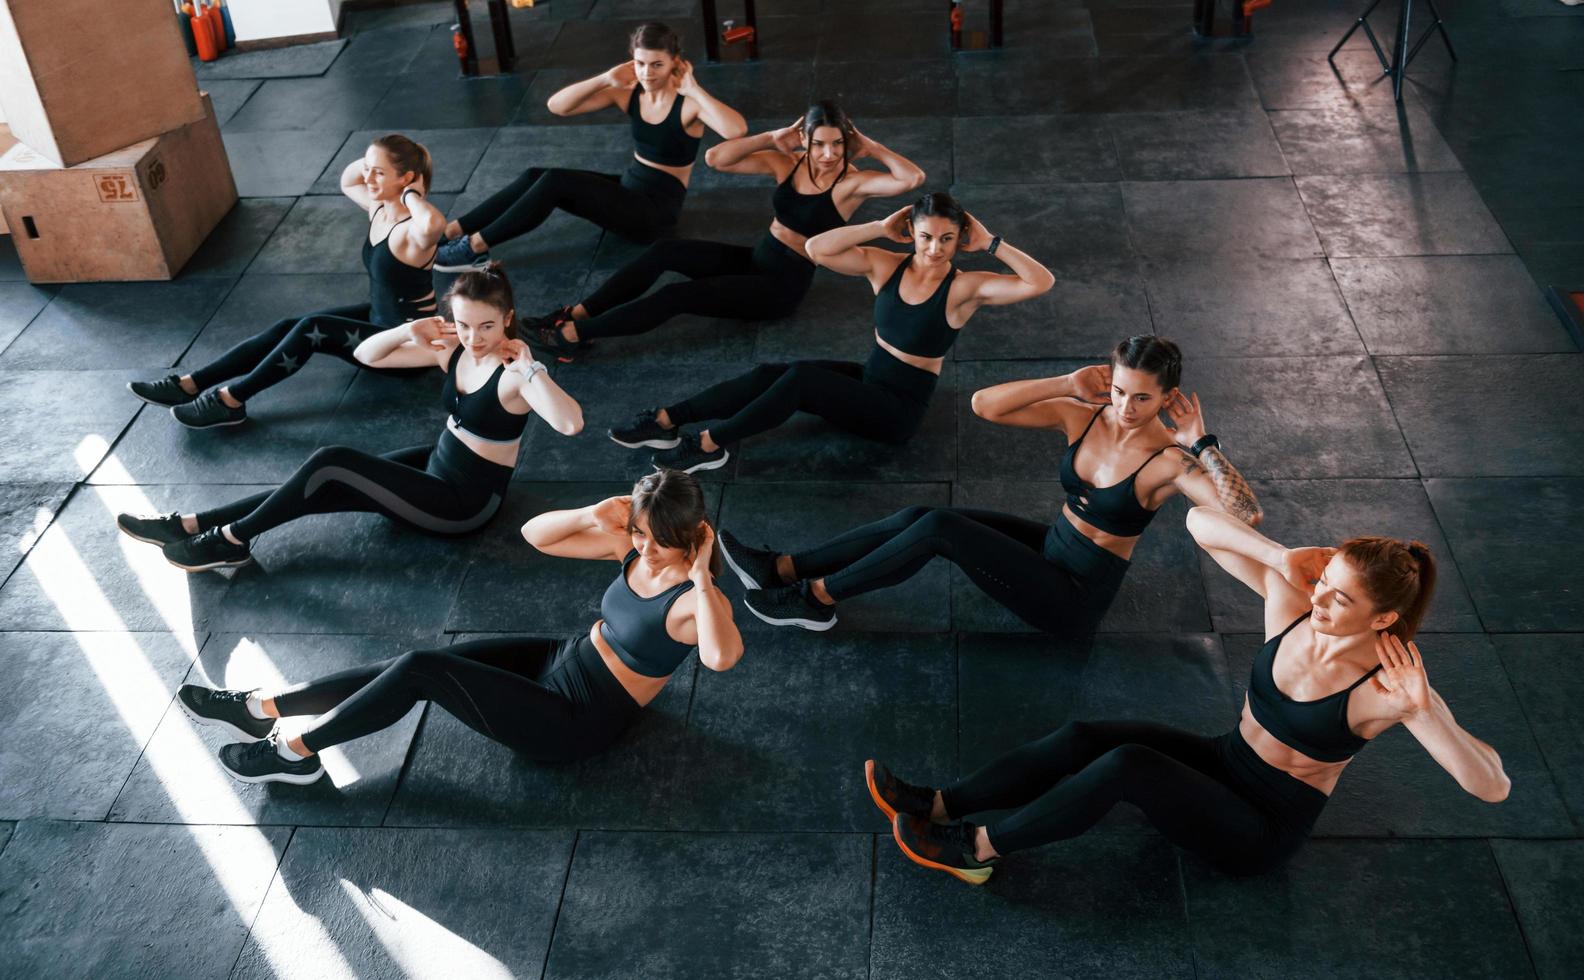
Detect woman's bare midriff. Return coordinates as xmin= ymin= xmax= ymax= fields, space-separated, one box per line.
xmin=873 ymin=332 xmax=945 ymax=376
xmin=1060 ymin=505 xmax=1140 ymax=561
xmin=590 ymin=621 xmax=670 ymax=707
xmin=445 ymin=418 xmax=521 ymax=469
xmin=1238 ymin=701 xmax=1349 ymax=796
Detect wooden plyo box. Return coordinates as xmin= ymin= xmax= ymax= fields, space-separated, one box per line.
xmin=0 ymin=0 xmax=206 ymax=167
xmin=0 ymin=94 xmax=236 ymax=282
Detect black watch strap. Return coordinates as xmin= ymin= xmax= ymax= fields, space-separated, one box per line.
xmin=1189 ymin=434 xmax=1220 ymax=457
xmin=986 ymin=235 xmax=1002 ymax=255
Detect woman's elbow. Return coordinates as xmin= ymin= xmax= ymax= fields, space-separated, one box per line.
xmin=905 ymin=169 xmax=926 ymax=191
xmin=1185 ymin=506 xmax=1212 ymax=537
xmin=1478 ymin=771 xmax=1512 ymax=804
xmin=1032 ymin=270 xmax=1056 ymax=296
xmin=704 ymin=146 xmax=725 ymax=168
xmin=556 ymin=411 xmax=584 ymax=437
xmin=969 ymin=388 xmax=997 ymax=422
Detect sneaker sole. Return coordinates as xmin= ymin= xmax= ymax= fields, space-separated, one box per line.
xmin=891 ymin=815 xmax=994 ymax=887
xmin=865 ymin=760 xmax=900 ymax=822
xmin=609 ymin=433 xmax=681 ymax=450
xmin=720 ymin=538 xmax=770 ymax=591
xmin=169 ymin=406 xmax=247 ymax=430
xmin=116 ymin=520 xmax=186 ymax=547
xmin=177 ymin=695 xmax=271 ymax=743
xmin=127 ymin=382 xmax=193 ymax=409
xmin=432 ymin=259 xmax=491 ymax=273
xmin=219 ymin=762 xmax=325 ymax=786
xmin=744 ymin=599 xmax=837 ymax=632
xmin=677 ymin=450 xmax=731 ymax=475
xmin=166 ymin=554 xmax=255 ymax=573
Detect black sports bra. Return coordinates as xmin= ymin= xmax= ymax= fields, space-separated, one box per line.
xmin=771 ymin=166 xmax=847 ymax=238
xmin=1058 ymin=407 xmax=1174 ymax=538
xmin=627 ymin=89 xmax=701 ymax=168
xmin=599 ymin=549 xmax=697 ymax=678
xmin=1248 ymin=612 xmax=1380 ymax=763
xmin=363 ymin=206 xmax=437 ymax=327
xmin=874 ymin=256 xmax=959 ymax=359
xmin=441 ymin=345 xmax=529 ymax=443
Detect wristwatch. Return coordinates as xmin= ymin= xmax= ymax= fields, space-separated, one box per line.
xmin=1189 ymin=434 xmax=1220 ymax=457
xmin=986 ymin=235 xmax=1002 ymax=256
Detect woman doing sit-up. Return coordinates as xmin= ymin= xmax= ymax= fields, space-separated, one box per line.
xmin=175 ymin=469 xmax=744 ymax=785
xmin=608 ymin=191 xmax=1055 ymax=474
xmin=115 ymin=265 xmax=582 ymax=572
xmin=721 ymin=336 xmax=1261 ymax=633
xmin=868 ymin=514 xmax=1509 ymax=885
xmin=433 ymin=21 xmax=746 ymax=272
xmin=521 ymin=101 xmax=924 ymax=362
xmin=129 ymin=134 xmax=444 ymax=429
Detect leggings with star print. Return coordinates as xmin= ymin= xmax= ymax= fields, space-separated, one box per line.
xmin=187 ymin=303 xmax=426 ymax=403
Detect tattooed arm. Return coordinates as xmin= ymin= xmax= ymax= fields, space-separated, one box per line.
xmin=1162 ymin=390 xmax=1263 ymax=526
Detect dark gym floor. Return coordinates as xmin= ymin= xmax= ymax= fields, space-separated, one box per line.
xmin=2 ymin=0 xmax=1582 ymax=976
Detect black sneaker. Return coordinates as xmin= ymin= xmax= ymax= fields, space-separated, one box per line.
xmin=217 ymin=732 xmax=325 ymax=786
xmin=743 ymin=581 xmax=836 ymax=631
xmin=652 ymin=433 xmax=729 ymax=474
xmin=865 ymin=760 xmax=936 ymax=822
xmin=892 ymin=813 xmax=997 ymax=886
xmin=433 ymin=236 xmax=490 ymax=272
xmin=171 ymin=390 xmax=247 ymax=429
xmin=128 ymin=375 xmax=197 ymax=408
xmin=177 ymin=685 xmax=274 ymax=742
xmin=116 ymin=512 xmax=190 ymax=546
xmin=523 ymin=321 xmax=585 ymax=363
xmin=163 ymin=527 xmax=252 ymax=572
xmin=609 ymin=409 xmax=680 ymax=450
xmin=718 ymin=528 xmax=781 ymax=590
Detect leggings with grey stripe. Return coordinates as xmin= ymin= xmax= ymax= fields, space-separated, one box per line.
xmin=196 ymin=429 xmax=512 ymax=542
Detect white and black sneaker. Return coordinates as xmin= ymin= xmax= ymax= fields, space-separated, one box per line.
xmin=217 ymin=732 xmax=325 ymax=786
xmin=163 ymin=527 xmax=252 ymax=572
xmin=744 ymin=581 xmax=838 ymax=631
xmin=128 ymin=375 xmax=198 ymax=408
xmin=652 ymin=433 xmax=729 ymax=474
xmin=718 ymin=528 xmax=781 ymax=590
xmin=609 ymin=409 xmax=681 ymax=450
xmin=432 ymin=236 xmax=491 ymax=272
xmin=171 ymin=390 xmax=247 ymax=429
xmin=116 ymin=512 xmax=190 ymax=546
xmin=177 ymin=685 xmax=275 ymax=742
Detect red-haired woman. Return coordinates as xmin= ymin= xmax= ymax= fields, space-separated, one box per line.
xmin=871 ymin=512 xmax=1510 ymax=886
xmin=128 ymin=134 xmax=445 ymax=429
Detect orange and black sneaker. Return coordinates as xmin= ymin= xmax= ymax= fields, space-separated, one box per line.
xmin=865 ymin=759 xmax=935 ymax=822
xmin=892 ymin=813 xmax=996 ymax=886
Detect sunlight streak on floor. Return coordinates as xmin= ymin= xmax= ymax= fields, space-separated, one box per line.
xmin=340 ymin=879 xmax=516 ymax=980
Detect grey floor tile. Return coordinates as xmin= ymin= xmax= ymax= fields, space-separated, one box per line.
xmin=223 ymin=129 xmax=351 ymax=197
xmin=676 ymin=631 xmax=956 ymax=831
xmin=0 ymin=820 xmax=288 ymax=978
xmin=819 ymin=11 xmax=950 ymax=61
xmin=948 ymin=480 xmax=1212 ymax=634
xmin=1183 ymin=354 xmax=1414 ymax=478
xmin=956 ymin=262 xmax=1153 ymax=360
xmin=0 ymin=482 xmax=72 ymax=584
xmin=1184 ymin=840 xmax=1529 ymax=979
xmin=1493 ymin=634 xmax=1584 ymax=830
xmin=957 ymin=55 xmax=1105 ymax=116
xmin=952 ymin=115 xmax=1120 ymax=184
xmin=1333 ymin=254 xmax=1575 ymax=355
xmin=1222 ymin=633 xmax=1570 ymax=837
xmin=717 ymin=481 xmax=952 ymax=634
xmin=1108 ymin=110 xmax=1290 ymax=179
xmin=0 ymin=282 xmax=54 ymax=359
xmin=1427 ymin=477 xmax=1584 ymax=632
xmin=1084 ymin=54 xmax=1260 ymax=113
xmin=545 ymin=832 xmax=870 ymax=979
xmin=233 ymin=827 xmax=574 ymax=980
xmin=955 ymin=181 xmax=1137 ymax=278
xmin=1297 ymin=172 xmax=1512 ymax=257
xmin=1247 ymin=48 xmax=1453 ymax=111
xmin=180 ymin=198 xmax=295 ymax=278
xmin=308 ymin=127 xmax=496 ymax=196
xmin=0 ymin=483 xmax=243 ymax=631
xmin=173 ymin=269 xmax=368 ymax=379
xmin=873 ymin=836 xmax=1193 ymax=980
xmin=0 ymin=237 xmax=26 ymax=282
xmin=1200 ymin=479 xmax=1483 ymax=634
xmin=1489 ymin=839 xmax=1584 ymax=980
xmin=1377 ymin=354 xmax=1584 ymax=476
xmin=202 ymin=78 xmax=261 ymax=127
xmin=0 ymin=632 xmax=198 ymax=820
xmin=224 ymin=75 xmax=395 ymax=132
xmin=0 ymin=279 xmax=233 ymax=371
xmin=108 ymin=633 xmax=429 ymax=828
xmin=194 ymin=40 xmax=347 ymax=79
xmin=366 ymin=74 xmax=530 ymax=129
xmin=1142 ymin=256 xmax=1364 ymax=356
xmin=323 ymin=25 xmax=431 ymax=76
xmin=1269 ymin=104 xmax=1463 ymax=176
xmin=813 ymin=59 xmax=958 ymax=117
xmin=1124 ymin=178 xmax=1325 ymax=262
xmin=951 ymin=359 xmax=1089 ymax=483
xmin=251 ymin=195 xmax=442 ymax=276
xmin=0 ymin=371 xmax=144 ymax=483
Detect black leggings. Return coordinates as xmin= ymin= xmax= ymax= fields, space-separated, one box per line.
xmin=188 ymin=303 xmax=430 ymax=403
xmin=274 ymin=634 xmax=641 ymax=762
xmin=197 ymin=430 xmax=512 ymax=542
xmin=665 ymin=347 xmax=938 ymax=446
xmin=792 ymin=508 xmax=1130 ymax=634
xmin=577 ymin=235 xmax=815 ymax=341
xmin=942 ymin=721 xmax=1328 ymax=875
xmin=457 ymin=162 xmax=686 ymax=247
